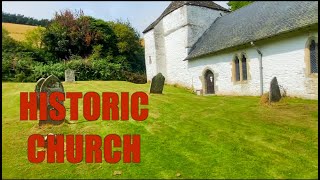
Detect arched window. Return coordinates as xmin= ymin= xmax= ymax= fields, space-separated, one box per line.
xmin=310 ymin=40 xmax=318 ymax=73
xmin=241 ymin=54 xmax=247 ymax=80
xmin=233 ymin=53 xmax=249 ymax=83
xmin=235 ymin=56 xmax=240 ymax=81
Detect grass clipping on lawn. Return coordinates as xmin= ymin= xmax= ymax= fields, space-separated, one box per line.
xmin=260 ymin=92 xmax=270 ymax=105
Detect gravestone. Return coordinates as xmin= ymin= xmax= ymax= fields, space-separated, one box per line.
xmin=269 ymin=77 xmax=282 ymax=102
xmin=65 ymin=69 xmax=75 ymax=82
xmin=150 ymin=73 xmax=165 ymax=94
xmin=35 ymin=78 xmax=45 ymax=110
xmin=39 ymin=75 xmax=65 ymax=127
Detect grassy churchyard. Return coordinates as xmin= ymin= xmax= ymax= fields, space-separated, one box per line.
xmin=2 ymin=81 xmax=318 ymax=179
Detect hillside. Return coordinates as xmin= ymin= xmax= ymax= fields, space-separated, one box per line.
xmin=2 ymin=81 xmax=318 ymax=179
xmin=2 ymin=22 xmax=41 ymax=41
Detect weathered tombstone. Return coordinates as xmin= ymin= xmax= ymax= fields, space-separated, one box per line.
xmin=65 ymin=69 xmax=75 ymax=82
xmin=39 ymin=75 xmax=65 ymax=127
xmin=35 ymin=78 xmax=45 ymax=110
xmin=150 ymin=73 xmax=165 ymax=94
xmin=269 ymin=77 xmax=282 ymax=102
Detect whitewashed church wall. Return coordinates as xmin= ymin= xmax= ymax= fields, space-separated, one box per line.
xmin=188 ymin=31 xmax=318 ymax=99
xmin=143 ymin=4 xmax=318 ymax=99
xmin=186 ymin=6 xmax=227 ymax=48
xmin=144 ymin=30 xmax=157 ymax=81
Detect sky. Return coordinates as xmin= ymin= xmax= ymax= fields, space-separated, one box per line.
xmin=2 ymin=1 xmax=229 ymax=36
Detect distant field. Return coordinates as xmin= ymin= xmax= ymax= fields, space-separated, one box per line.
xmin=2 ymin=22 xmax=41 ymax=41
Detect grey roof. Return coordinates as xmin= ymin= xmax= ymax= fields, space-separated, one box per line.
xmin=142 ymin=1 xmax=230 ymax=34
xmin=186 ymin=1 xmax=318 ymax=60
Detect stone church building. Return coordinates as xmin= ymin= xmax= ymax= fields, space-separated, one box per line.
xmin=143 ymin=1 xmax=318 ymax=99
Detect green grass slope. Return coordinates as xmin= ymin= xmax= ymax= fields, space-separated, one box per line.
xmin=2 ymin=81 xmax=318 ymax=179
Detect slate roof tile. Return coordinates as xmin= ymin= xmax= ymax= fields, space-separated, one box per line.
xmin=186 ymin=1 xmax=318 ymax=60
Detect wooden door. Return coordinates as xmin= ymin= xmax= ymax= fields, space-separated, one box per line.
xmin=206 ymin=71 xmax=214 ymax=94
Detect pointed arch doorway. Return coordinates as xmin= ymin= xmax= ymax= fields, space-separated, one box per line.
xmin=205 ymin=70 xmax=215 ymax=94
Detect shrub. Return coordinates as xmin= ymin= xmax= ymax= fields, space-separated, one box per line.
xmin=12 ymin=54 xmax=40 ymax=82
xmin=2 ymin=53 xmax=15 ymax=81
xmin=66 ymin=59 xmax=94 ymax=81
xmin=92 ymin=59 xmax=123 ymax=80
xmin=2 ymin=50 xmax=145 ymax=82
xmin=32 ymin=62 xmax=67 ymax=81
xmin=123 ymin=71 xmax=147 ymax=84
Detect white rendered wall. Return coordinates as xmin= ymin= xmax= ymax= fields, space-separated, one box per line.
xmin=143 ymin=5 xmax=317 ymax=99
xmin=260 ymin=32 xmax=318 ymax=99
xmin=144 ymin=21 xmax=168 ymax=81
xmin=162 ymin=5 xmax=226 ymax=86
xmin=144 ymin=5 xmax=226 ymax=85
xmin=144 ymin=30 xmax=157 ymax=81
xmin=188 ymin=31 xmax=318 ymax=99
xmin=186 ymin=6 xmax=226 ymax=48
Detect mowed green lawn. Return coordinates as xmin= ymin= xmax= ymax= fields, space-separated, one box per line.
xmin=2 ymin=81 xmax=318 ymax=179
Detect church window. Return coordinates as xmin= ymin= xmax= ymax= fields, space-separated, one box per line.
xmin=149 ymin=56 xmax=152 ymax=64
xmin=233 ymin=53 xmax=249 ymax=83
xmin=235 ymin=56 xmax=240 ymax=81
xmin=241 ymin=54 xmax=248 ymax=80
xmin=310 ymin=40 xmax=318 ymax=73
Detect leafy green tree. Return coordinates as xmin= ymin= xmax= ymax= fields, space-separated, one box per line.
xmin=88 ymin=17 xmax=118 ymax=57
xmin=108 ymin=20 xmax=140 ymax=54
xmin=42 ymin=22 xmax=70 ymax=60
xmin=108 ymin=20 xmax=145 ymax=72
xmin=42 ymin=10 xmax=118 ymax=60
xmin=2 ymin=11 xmax=50 ymax=26
xmin=3 ymin=27 xmax=20 ymax=54
xmin=3 ymin=9 xmax=147 ymax=82
xmin=24 ymin=26 xmax=45 ymax=49
xmin=227 ymin=1 xmax=254 ymax=11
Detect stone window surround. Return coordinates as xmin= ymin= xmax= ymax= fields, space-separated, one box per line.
xmin=231 ymin=52 xmax=251 ymax=84
xmin=305 ymin=36 xmax=318 ymax=78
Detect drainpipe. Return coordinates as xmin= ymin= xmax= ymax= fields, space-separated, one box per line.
xmin=250 ymin=42 xmax=264 ymax=96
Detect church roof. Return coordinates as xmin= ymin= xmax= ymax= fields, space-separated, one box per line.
xmin=142 ymin=1 xmax=230 ymax=34
xmin=185 ymin=1 xmax=318 ymax=60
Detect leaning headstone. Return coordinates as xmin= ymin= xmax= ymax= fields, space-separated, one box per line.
xmin=150 ymin=73 xmax=165 ymax=94
xmin=35 ymin=78 xmax=45 ymax=110
xmin=269 ymin=77 xmax=282 ymax=103
xmin=39 ymin=75 xmax=65 ymax=127
xmin=65 ymin=69 xmax=75 ymax=82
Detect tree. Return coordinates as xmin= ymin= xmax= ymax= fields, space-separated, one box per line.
xmin=41 ymin=9 xmax=145 ymax=73
xmin=2 ymin=11 xmax=51 ymax=27
xmin=42 ymin=21 xmax=70 ymax=60
xmin=42 ymin=9 xmax=118 ymax=60
xmin=227 ymin=1 xmax=254 ymax=11
xmin=108 ymin=20 xmax=145 ymax=72
xmin=89 ymin=17 xmax=118 ymax=57
xmin=2 ymin=27 xmax=19 ymax=52
xmin=24 ymin=27 xmax=45 ymax=49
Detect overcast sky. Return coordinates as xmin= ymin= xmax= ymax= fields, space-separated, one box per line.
xmin=2 ymin=1 xmax=229 ymax=36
